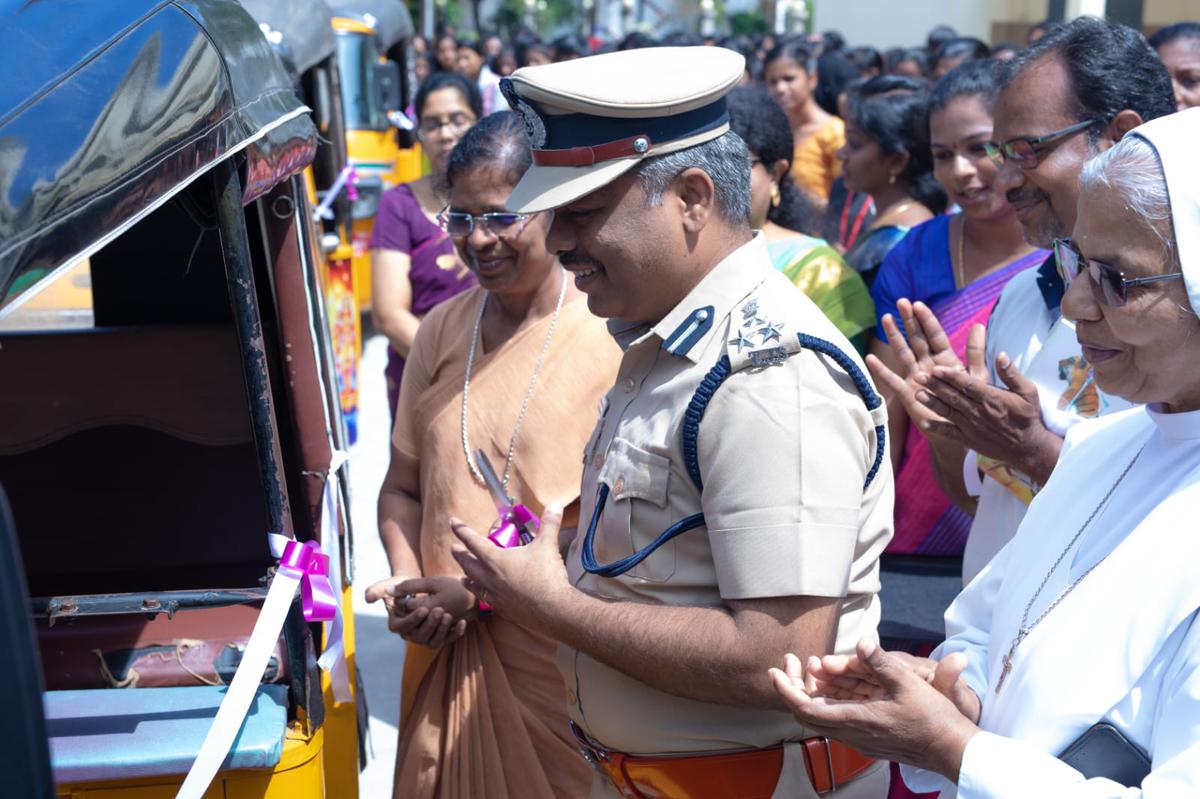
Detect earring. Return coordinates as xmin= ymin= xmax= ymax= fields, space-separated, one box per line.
xmin=888 ymin=173 xmax=897 ymax=185
xmin=770 ymin=183 xmax=781 ymax=208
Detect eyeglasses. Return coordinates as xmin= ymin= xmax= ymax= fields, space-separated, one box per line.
xmin=983 ymin=118 xmax=1101 ymax=169
xmin=437 ymin=209 xmax=530 ymax=237
xmin=417 ymin=113 xmax=476 ymax=135
xmin=1053 ymin=237 xmax=1184 ymax=307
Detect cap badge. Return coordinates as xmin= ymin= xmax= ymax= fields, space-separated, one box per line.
xmin=500 ymin=78 xmax=548 ymax=148
xmin=633 ymin=137 xmax=650 ymax=153
xmin=513 ymin=98 xmax=547 ymax=148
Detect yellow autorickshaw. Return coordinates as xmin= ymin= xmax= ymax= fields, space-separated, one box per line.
xmin=0 ymin=1 xmax=364 ymax=795
xmin=327 ymin=0 xmax=424 ymax=311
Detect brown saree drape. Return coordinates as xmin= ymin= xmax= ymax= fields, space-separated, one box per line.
xmin=390 ymin=286 xmax=619 ymax=798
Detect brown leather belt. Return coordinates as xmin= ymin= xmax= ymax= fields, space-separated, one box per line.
xmin=569 ymin=721 xmax=876 ymax=798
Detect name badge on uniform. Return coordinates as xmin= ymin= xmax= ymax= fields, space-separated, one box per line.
xmin=749 ymin=347 xmax=788 ymax=367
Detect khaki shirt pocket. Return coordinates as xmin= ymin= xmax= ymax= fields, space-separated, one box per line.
xmin=597 ymin=438 xmax=676 ymax=582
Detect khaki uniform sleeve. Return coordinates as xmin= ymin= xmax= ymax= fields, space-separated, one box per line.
xmin=697 ymin=355 xmax=872 ymax=600
xmin=391 ymin=314 xmax=438 ymax=457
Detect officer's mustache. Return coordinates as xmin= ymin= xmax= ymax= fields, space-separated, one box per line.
xmin=560 ymin=250 xmax=605 ymax=271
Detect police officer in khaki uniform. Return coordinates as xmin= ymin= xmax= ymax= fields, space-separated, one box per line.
xmin=451 ymin=46 xmax=893 ymax=798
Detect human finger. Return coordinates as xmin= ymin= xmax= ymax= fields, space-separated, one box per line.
xmin=424 ymin=607 xmax=457 ymax=648
xmin=364 ymin=576 xmax=407 ymax=604
xmin=932 ymin=652 xmax=968 ymax=695
xmin=769 ymin=666 xmax=812 ymax=713
xmin=533 ymin=502 xmax=563 ymax=549
xmin=445 ymin=618 xmax=469 ymax=644
xmin=932 ymin=652 xmax=981 ymax=722
xmin=914 ymin=380 xmax=957 ymax=420
xmin=406 ymin=607 xmax=448 ymax=646
xmin=866 ymin=354 xmax=912 ymax=398
xmin=920 ymin=418 xmax=968 ymax=444
xmin=899 ymin=300 xmax=933 ymax=364
xmin=451 ymin=546 xmax=488 ymax=587
xmin=912 ymin=302 xmax=957 ymax=363
xmin=388 ymin=606 xmax=427 ymax=637
xmin=450 ymin=517 xmax=500 ymax=562
xmin=929 ymin=366 xmax=987 ymax=403
xmin=966 ymin=324 xmax=988 ymax=381
xmin=394 ymin=576 xmax=437 ymax=596
xmin=856 ymin=640 xmax=918 ymax=694
xmin=880 ymin=314 xmax=919 ymax=373
xmin=995 ymin=352 xmax=1040 ymax=406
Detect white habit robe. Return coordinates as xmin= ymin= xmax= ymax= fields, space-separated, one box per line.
xmin=903 ymin=404 xmax=1200 ymax=798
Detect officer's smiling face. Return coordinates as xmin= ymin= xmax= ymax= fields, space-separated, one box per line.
xmin=548 ymin=173 xmax=699 ymax=323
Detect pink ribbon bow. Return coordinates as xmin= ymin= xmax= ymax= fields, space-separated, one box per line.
xmin=487 ymin=504 xmax=538 ymax=549
xmin=277 ymin=539 xmax=338 ymax=622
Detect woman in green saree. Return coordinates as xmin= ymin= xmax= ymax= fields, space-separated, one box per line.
xmin=727 ymin=86 xmax=875 ymax=354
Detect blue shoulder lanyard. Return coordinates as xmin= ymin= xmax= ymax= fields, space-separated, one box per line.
xmin=581 ymin=333 xmax=886 ymax=578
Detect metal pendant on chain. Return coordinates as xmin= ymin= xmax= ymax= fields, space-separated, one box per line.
xmin=994 ymin=442 xmax=1147 ymax=693
xmin=461 ymin=269 xmax=569 ymax=493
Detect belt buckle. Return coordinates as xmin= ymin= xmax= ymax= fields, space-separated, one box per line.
xmin=803 ymin=736 xmax=838 ymax=794
xmin=821 ymin=737 xmax=837 ymax=793
xmin=569 ymin=720 xmax=610 ymax=767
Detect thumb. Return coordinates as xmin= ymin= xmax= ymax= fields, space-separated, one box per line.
xmin=534 ymin=501 xmax=563 ymax=547
xmin=857 ymin=639 xmax=910 ymax=694
xmin=932 ymin=651 xmax=969 ymax=695
xmin=966 ymin=324 xmax=988 ymax=381
xmin=995 ymin=352 xmax=1038 ymax=403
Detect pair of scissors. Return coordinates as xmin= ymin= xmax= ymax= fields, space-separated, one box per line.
xmin=474 ymin=450 xmax=538 ymax=548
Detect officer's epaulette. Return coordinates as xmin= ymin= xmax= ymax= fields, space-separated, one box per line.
xmin=724 ymin=294 xmax=802 ymax=372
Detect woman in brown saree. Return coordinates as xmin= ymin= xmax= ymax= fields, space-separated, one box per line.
xmin=364 ymin=112 xmax=620 ymax=798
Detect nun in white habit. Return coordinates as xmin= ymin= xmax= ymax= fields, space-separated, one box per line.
xmin=769 ymin=106 xmax=1200 ymax=798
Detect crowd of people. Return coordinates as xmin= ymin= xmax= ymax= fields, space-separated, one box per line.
xmin=363 ymin=14 xmax=1200 ymax=799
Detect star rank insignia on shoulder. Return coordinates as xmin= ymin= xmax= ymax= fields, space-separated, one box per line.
xmin=729 ymin=294 xmax=799 ymax=371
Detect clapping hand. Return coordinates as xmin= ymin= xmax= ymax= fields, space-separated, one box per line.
xmin=915 ymin=352 xmax=1061 ymax=484
xmin=800 ymin=647 xmax=981 ymax=723
xmin=866 ymin=298 xmax=988 ymax=439
xmin=769 ymin=641 xmax=981 ymax=780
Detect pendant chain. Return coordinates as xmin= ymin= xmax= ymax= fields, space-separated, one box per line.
xmin=956 ymin=215 xmax=967 ymax=290
xmin=461 ymin=270 xmax=568 ymax=492
xmin=996 ymin=442 xmax=1147 ymax=693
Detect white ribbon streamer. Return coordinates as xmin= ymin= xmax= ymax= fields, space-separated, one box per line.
xmin=175 ymin=561 xmax=302 ymax=799
xmin=317 ymin=467 xmax=352 ymax=702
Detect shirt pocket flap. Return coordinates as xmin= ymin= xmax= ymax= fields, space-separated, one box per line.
xmin=598 ymin=438 xmax=669 ymax=507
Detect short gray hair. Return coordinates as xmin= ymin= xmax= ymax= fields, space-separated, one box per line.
xmin=1079 ymin=134 xmax=1176 ymax=265
xmin=632 ymin=130 xmax=751 ymax=226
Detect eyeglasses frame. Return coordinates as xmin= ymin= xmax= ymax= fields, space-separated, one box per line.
xmin=1052 ymin=237 xmax=1185 ymax=307
xmin=416 ymin=113 xmax=477 ymax=136
xmin=437 ymin=207 xmax=532 ymax=238
xmin=984 ymin=118 xmax=1102 ymax=169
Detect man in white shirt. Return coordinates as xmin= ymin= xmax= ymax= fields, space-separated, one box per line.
xmin=896 ymin=17 xmax=1176 ymax=581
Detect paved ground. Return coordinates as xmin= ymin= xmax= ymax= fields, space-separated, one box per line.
xmin=349 ymin=333 xmax=406 ymax=797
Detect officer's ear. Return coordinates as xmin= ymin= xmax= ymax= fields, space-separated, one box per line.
xmin=672 ymin=167 xmax=717 ymax=234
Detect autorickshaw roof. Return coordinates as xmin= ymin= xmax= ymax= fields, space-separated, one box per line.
xmin=240 ymin=0 xmax=339 ymax=75
xmin=0 ymin=0 xmax=317 ymax=315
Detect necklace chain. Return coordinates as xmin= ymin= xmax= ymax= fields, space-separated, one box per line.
xmin=996 ymin=442 xmax=1147 ymax=692
xmin=461 ymin=270 xmax=568 ymax=492
xmin=955 ymin=215 xmax=967 ymax=290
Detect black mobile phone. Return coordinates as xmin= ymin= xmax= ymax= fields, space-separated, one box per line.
xmin=1057 ymin=721 xmax=1151 ymax=788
